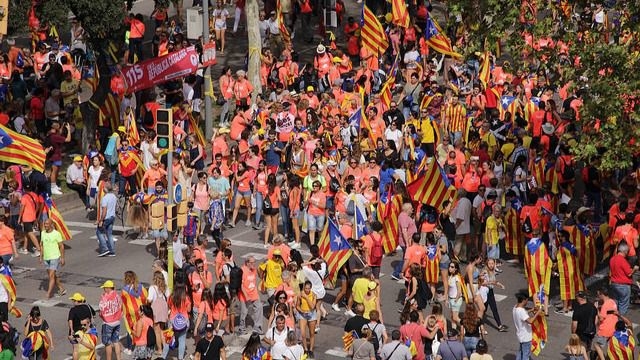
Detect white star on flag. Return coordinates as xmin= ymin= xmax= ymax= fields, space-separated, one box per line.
xmin=333 ymin=235 xmax=343 ymax=247
xmin=502 ymin=98 xmax=510 ymax=106
xmin=357 ymin=222 xmax=365 ymax=234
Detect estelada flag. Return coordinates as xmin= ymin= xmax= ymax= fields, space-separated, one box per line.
xmin=0 ymin=274 xmax=21 ymax=317
xmin=608 ymin=329 xmax=636 ymax=360
xmin=48 ymin=202 xmax=72 ymax=241
xmin=568 ymin=224 xmax=596 ymax=276
xmin=407 ymin=161 xmax=456 ymax=209
xmin=531 ymin=309 xmax=547 ymax=356
xmin=377 ymin=193 xmax=402 ymax=254
xmin=391 ymin=0 xmax=409 ymax=28
xmin=556 ymin=241 xmax=585 ymax=301
xmin=504 ymin=208 xmax=524 ymax=256
xmin=524 ymin=237 xmax=551 ymax=298
xmin=0 ymin=125 xmax=46 ymax=173
xmin=121 ymin=284 xmax=148 ymax=335
xmin=424 ymin=244 xmax=440 ymax=284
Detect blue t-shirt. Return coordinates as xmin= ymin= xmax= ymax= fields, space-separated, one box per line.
xmin=264 ymin=141 xmax=283 ymax=166
xmin=378 ymin=168 xmax=395 ymax=194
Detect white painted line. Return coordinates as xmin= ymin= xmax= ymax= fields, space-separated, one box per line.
xmin=129 ymin=239 xmax=155 ymax=246
xmin=494 ymin=294 xmax=507 ymax=302
xmin=65 ymin=221 xmax=131 ymax=232
xmin=242 ymin=252 xmax=266 ymax=260
xmin=31 ymin=299 xmax=62 ymax=307
xmin=326 ymin=347 xmax=348 ymax=357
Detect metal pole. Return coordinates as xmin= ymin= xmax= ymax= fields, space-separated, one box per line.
xmin=167 ymin=128 xmax=174 ymax=291
xmin=203 ymin=1 xmax=214 ymax=140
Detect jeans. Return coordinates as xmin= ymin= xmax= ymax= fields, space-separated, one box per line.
xmin=119 ymin=175 xmax=138 ymax=196
xmin=240 ymin=299 xmax=264 ymax=333
xmin=219 ymin=98 xmax=230 ymax=125
xmin=233 ymin=6 xmax=242 ymax=32
xmin=96 ymin=216 xmax=116 ymax=254
xmin=128 ymin=38 xmax=144 ymax=64
xmin=162 ymin=328 xmax=187 ymax=359
xmin=463 ymin=336 xmax=480 ymax=358
xmin=611 ymin=283 xmax=631 ymax=315
xmin=280 ymin=205 xmax=291 ymax=239
xmin=516 ymin=341 xmax=532 ymax=360
xmin=484 ymin=288 xmax=503 ymax=326
xmin=392 ymin=246 xmax=406 ymax=278
xmin=254 ymin=192 xmax=264 ymax=225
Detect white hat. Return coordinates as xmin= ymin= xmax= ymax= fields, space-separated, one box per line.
xmin=316 ymin=44 xmax=326 ymax=54
xmin=542 ymin=123 xmax=555 ymax=135
xmin=236 ymin=70 xmax=246 ymax=77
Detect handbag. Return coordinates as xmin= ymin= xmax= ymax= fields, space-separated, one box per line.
xmin=263 ymin=193 xmax=272 ymax=210
xmin=151 ymin=287 xmax=169 ymax=323
xmin=402 ymin=85 xmax=419 ymax=107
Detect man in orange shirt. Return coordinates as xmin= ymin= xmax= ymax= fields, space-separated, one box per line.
xmin=19 ymin=184 xmax=42 ymax=257
xmin=367 ymin=107 xmax=385 ymax=143
xmin=239 ymin=256 xmax=263 ymax=334
xmin=0 ymin=216 xmax=18 ymax=265
xmin=401 ymin=233 xmax=426 ymax=277
xmin=128 ymin=13 xmax=145 ymax=64
xmin=612 ymin=212 xmax=639 ymax=261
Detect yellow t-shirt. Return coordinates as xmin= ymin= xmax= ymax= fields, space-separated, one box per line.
xmin=299 ymin=291 xmax=316 ymax=312
xmin=419 ymin=119 xmax=437 ymax=144
xmin=363 ymin=294 xmax=377 ymax=319
xmin=484 ymin=215 xmax=502 ymax=246
xmin=60 ymin=79 xmax=79 ymax=105
xmin=259 ymin=259 xmax=283 ymax=289
xmin=352 ymin=278 xmax=369 ymax=304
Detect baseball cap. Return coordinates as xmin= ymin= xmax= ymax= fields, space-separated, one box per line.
xmin=69 ymin=292 xmax=85 ymax=302
xmin=73 ymin=155 xmax=83 ymax=162
xmin=576 ymin=291 xmax=587 ymax=299
xmin=100 ymin=280 xmax=115 ymax=288
xmin=205 ymin=323 xmax=215 ymax=332
xmin=273 ymin=249 xmax=282 ymax=256
xmin=118 ymin=125 xmax=126 ymax=132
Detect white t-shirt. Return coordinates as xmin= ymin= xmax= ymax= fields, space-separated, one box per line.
xmin=385 ymin=128 xmax=403 ymax=150
xmin=302 ymin=265 xmax=326 ymax=299
xmin=87 ymin=166 xmax=104 ymax=189
xmin=147 ymin=284 xmax=170 ymax=303
xmin=448 ymin=274 xmax=460 ymax=298
xmin=173 ymin=242 xmax=188 ymax=269
xmin=512 ymin=306 xmax=532 ymax=342
xmin=266 ymin=326 xmax=289 ymax=346
xmin=284 ymin=344 xmax=305 ymax=360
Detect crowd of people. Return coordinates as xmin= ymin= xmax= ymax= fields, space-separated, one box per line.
xmin=0 ymin=0 xmax=638 ymax=359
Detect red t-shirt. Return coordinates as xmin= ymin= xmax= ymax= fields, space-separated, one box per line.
xmin=609 ymin=253 xmax=633 ymax=285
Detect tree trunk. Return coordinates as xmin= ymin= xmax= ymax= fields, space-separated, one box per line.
xmin=246 ymin=0 xmax=262 ymax=102
xmin=80 ymin=55 xmax=111 ymax=153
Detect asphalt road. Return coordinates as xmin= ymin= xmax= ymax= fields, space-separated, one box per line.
xmin=7 ymin=204 xmax=633 ymax=360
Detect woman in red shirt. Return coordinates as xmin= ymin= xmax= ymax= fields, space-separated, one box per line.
xmin=263 ymin=173 xmax=281 ymax=246
xmin=133 ymin=305 xmax=155 ymax=359
xmin=306 ymin=180 xmax=326 ymax=246
xmin=230 ymin=161 xmax=254 ymax=227
xmin=212 ymin=283 xmax=231 ymax=333
xmin=288 ymin=176 xmax=302 ymax=248
xmin=165 ymin=283 xmax=191 ymax=360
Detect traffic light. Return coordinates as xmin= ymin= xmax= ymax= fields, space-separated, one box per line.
xmin=156 ymin=109 xmax=173 ymax=150
xmin=166 ymin=204 xmax=178 ymax=232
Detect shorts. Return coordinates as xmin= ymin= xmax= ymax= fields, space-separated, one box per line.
xmin=236 ymin=189 xmax=251 ymax=198
xmin=439 ymin=258 xmax=451 ymax=270
xmin=185 ymin=235 xmax=195 ymax=246
xmin=151 ymin=229 xmax=168 ymax=239
xmin=101 ymin=323 xmax=121 ymax=345
xmin=448 ymin=297 xmax=463 ymax=312
xmin=214 ymin=19 xmax=227 ymax=30
xmin=133 ymin=345 xmax=154 ymax=359
xmin=44 ymin=258 xmax=60 ymax=271
xmin=8 ymin=215 xmax=21 ymax=232
xmin=23 ymin=222 xmax=34 ymax=233
xmin=487 ymin=244 xmax=500 ymax=259
xmin=229 ymin=296 xmax=240 ymax=316
xmin=51 ymin=160 xmax=62 ymax=167
xmin=594 ymin=335 xmax=609 ymax=349
xmin=296 ymin=310 xmax=317 ymax=322
xmin=306 ymin=214 xmax=325 ymax=232
xmin=265 ymin=208 xmax=279 ymax=216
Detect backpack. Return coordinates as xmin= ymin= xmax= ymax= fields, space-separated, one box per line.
xmin=369 ymin=234 xmax=383 ymax=266
xmin=561 ymin=157 xmax=575 ymax=180
xmin=480 ymin=201 xmax=494 ymax=223
xmin=184 ymin=213 xmax=199 ymax=237
xmin=171 ymin=313 xmax=189 ymax=332
xmin=329 ymin=176 xmax=341 ymax=193
xmin=143 ymin=104 xmax=155 ymax=128
xmin=146 ymin=323 xmax=157 ymax=347
xmin=346 ymin=195 xmax=356 ymax=216
xmin=522 ymin=215 xmax=533 ymax=234
xmin=268 ymin=63 xmax=283 ymax=88
xmin=368 ymin=323 xmax=380 ymax=354
xmin=415 ymin=277 xmax=432 ymax=310
xmin=104 ymin=135 xmax=119 ymax=166
xmin=226 ymin=262 xmax=243 ymax=292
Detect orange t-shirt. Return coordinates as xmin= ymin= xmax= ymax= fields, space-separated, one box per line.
xmin=20 ymin=193 xmax=38 ymax=223
xmin=0 ymin=226 xmax=15 ymax=256
xmin=307 ymin=191 xmax=326 ymax=216
xmin=144 ymin=168 xmax=166 ymax=189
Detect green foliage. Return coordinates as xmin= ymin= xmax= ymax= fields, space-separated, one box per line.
xmin=8 ymin=0 xmax=31 ymax=33
xmin=65 ymin=0 xmax=127 ymax=45
xmin=445 ymin=0 xmax=640 ymax=172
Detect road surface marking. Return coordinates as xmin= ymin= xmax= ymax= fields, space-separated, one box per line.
xmin=325 ymin=347 xmax=348 ymax=357
xmin=65 ymin=221 xmax=131 ymax=232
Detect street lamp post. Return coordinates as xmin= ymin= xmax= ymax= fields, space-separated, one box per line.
xmin=202 ymin=0 xmax=214 ymax=140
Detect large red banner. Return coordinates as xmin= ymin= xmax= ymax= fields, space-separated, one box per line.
xmin=123 ymin=46 xmax=200 ymax=94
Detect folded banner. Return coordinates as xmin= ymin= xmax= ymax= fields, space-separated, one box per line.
xmin=122 ymin=46 xmax=200 ymax=94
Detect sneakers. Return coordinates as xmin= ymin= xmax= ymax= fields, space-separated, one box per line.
xmin=123 ymin=349 xmax=133 ymax=356
xmin=390 ymin=274 xmax=401 ymax=281
xmin=498 ymin=325 xmax=508 ymax=332
xmin=332 ymin=303 xmax=341 ymax=312
xmin=107 ymin=253 xmax=116 ymax=257
xmin=98 ymin=251 xmax=110 ymax=257
xmin=51 ymin=187 xmax=62 ymax=195
xmin=56 ymin=289 xmax=67 ymax=297
xmin=245 ymin=220 xmax=252 ymax=227
xmin=290 ymin=242 xmax=301 ymax=249
xmin=31 ymin=250 xmax=40 ymax=257
xmin=18 ymin=249 xmax=29 ymax=255
xmin=345 ymin=309 xmax=356 ymax=317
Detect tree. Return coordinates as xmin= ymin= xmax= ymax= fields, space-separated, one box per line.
xmin=246 ymin=0 xmax=262 ymax=102
xmin=14 ymin=0 xmax=128 ymax=152
xmin=443 ymin=0 xmax=640 ymax=172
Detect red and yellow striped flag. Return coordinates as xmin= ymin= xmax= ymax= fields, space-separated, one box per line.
xmin=0 ymin=125 xmax=46 ymax=173
xmin=121 ymin=286 xmax=148 ymax=335
xmin=424 ymin=244 xmax=440 ymax=283
xmin=188 ymin=113 xmax=206 ymax=147
xmin=100 ymin=92 xmax=122 ymax=131
xmin=530 ymin=158 xmax=546 ymax=190
xmin=568 ymin=225 xmax=596 ymax=276
xmin=504 ymin=207 xmax=523 ymax=256
xmin=424 ymin=15 xmax=462 ymax=58
xmin=48 ymin=203 xmax=72 ymax=240
xmin=407 ymin=161 xmax=457 ymax=209
xmin=318 ymin=219 xmax=353 ymax=286
xmin=276 ymin=0 xmax=291 ymax=44
xmin=0 ymin=275 xmax=21 ymax=317
xmin=524 ymin=238 xmax=551 ymax=298
xmin=608 ymin=330 xmax=636 ymax=360
xmin=377 ymin=194 xmax=402 ymax=254
xmin=544 ymin=164 xmax=559 ymax=195
xmin=361 ymin=5 xmax=388 ymax=56
xmin=125 ymin=110 xmax=140 ymax=147
xmin=478 ymin=51 xmax=491 ymax=89
xmin=391 ymin=0 xmax=409 ymax=28
xmin=556 ymin=242 xmax=585 ymax=301
xmin=531 ymin=313 xmax=547 ymax=356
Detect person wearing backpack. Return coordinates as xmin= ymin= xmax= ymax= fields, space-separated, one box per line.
xmin=132 ymin=304 xmax=155 ymax=360
xmin=364 ymin=310 xmax=388 ymax=360
xmin=363 ymin=221 xmax=384 ymax=279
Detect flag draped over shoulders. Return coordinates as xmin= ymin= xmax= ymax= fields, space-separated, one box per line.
xmin=524 ymin=238 xmax=551 ymax=297
xmin=504 ymin=207 xmax=523 ymax=256
xmin=556 ymin=241 xmax=585 ymax=300
xmin=377 ymin=194 xmax=402 ymax=254
xmin=121 ymin=285 xmax=148 ymax=334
